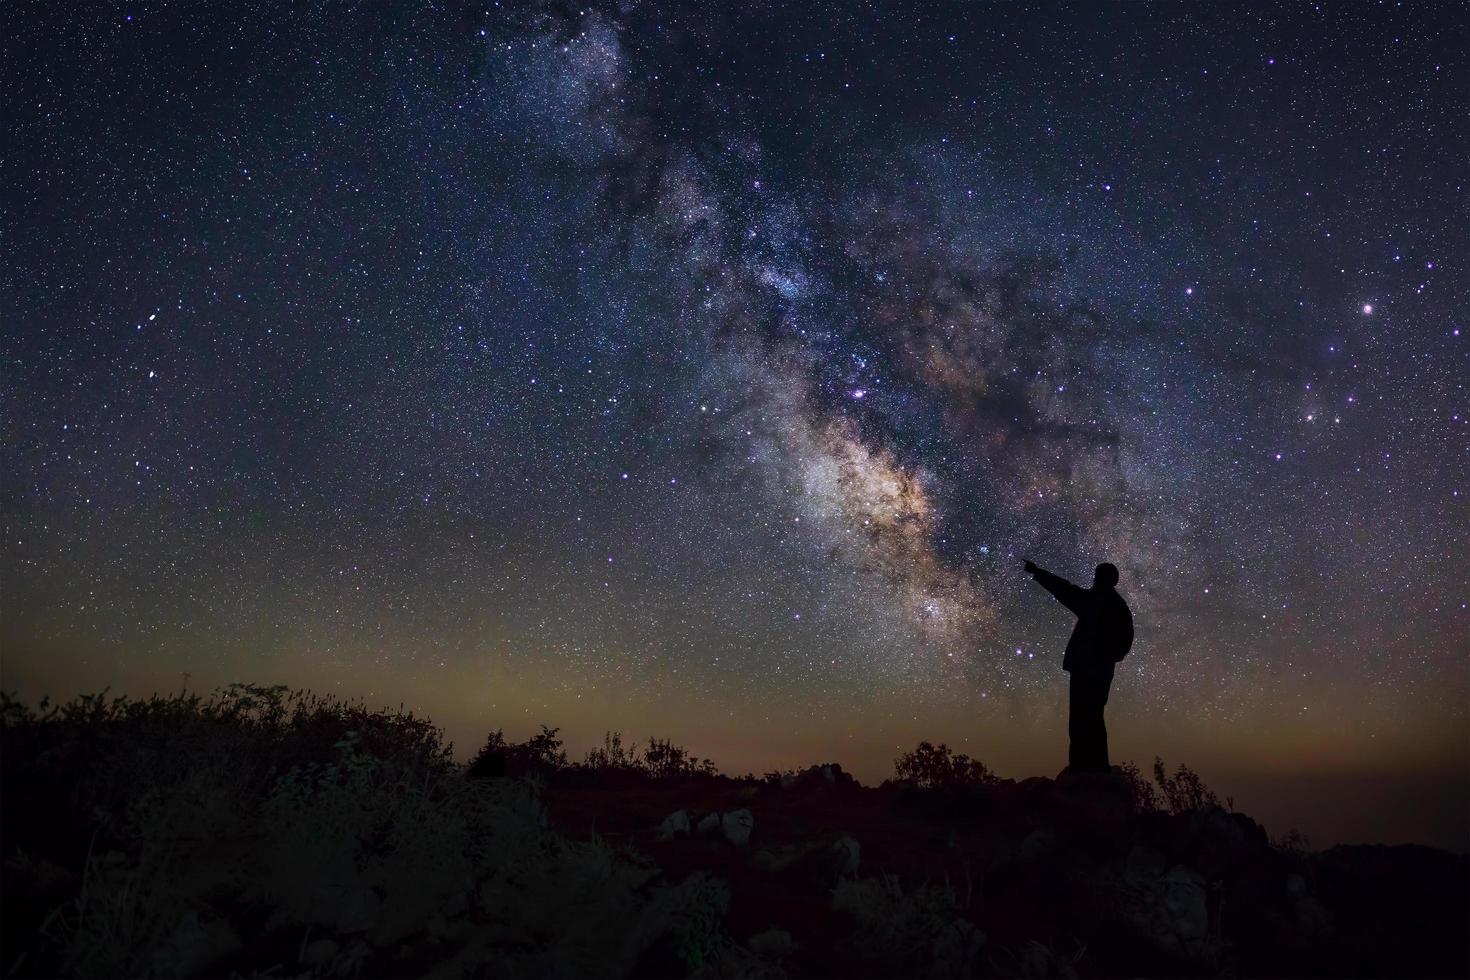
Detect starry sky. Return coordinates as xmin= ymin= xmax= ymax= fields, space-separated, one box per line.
xmin=4 ymin=2 xmax=1467 ymax=848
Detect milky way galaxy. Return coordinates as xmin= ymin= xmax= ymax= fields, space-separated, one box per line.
xmin=4 ymin=1 xmax=1467 ymax=847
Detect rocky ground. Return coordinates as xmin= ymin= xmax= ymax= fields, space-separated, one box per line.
xmin=543 ymin=763 xmax=1469 ymax=978
xmin=2 ymin=689 xmax=1465 ymax=978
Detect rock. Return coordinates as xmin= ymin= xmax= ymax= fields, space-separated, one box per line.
xmin=1230 ymin=811 xmax=1270 ymax=849
xmin=1293 ymin=892 xmax=1333 ymax=936
xmin=149 ymin=911 xmax=240 ymax=979
xmin=1016 ymin=776 xmax=1054 ymax=804
xmin=931 ymin=919 xmax=987 ymax=978
xmin=1175 ymin=803 xmax=1267 ymax=877
xmin=747 ymin=928 xmax=799 ymax=958
xmin=150 ymin=911 xmax=205 ymax=979
xmin=1188 ymin=804 xmax=1246 ymax=849
xmin=302 ymin=938 xmax=339 ymax=966
xmin=831 ymin=835 xmax=860 ymax=875
xmin=722 ymin=808 xmax=754 ymax=846
xmin=1111 ymin=848 xmax=1213 ymax=957
xmin=1122 ymin=844 xmax=1168 ymax=883
xmin=315 ymin=881 xmax=381 ymax=933
xmin=659 ymin=809 xmax=691 ymax=840
xmin=1283 ymin=873 xmax=1332 ymax=935
xmin=1053 ymin=767 xmax=1135 ymax=831
xmin=1159 ymin=865 xmax=1210 ymax=950
xmin=696 ymin=812 xmax=721 ymax=837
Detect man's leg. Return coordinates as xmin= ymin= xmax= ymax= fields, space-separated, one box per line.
xmin=1093 ymin=689 xmax=1110 ymax=771
xmin=1067 ymin=670 xmax=1084 ymax=770
xmin=1077 ymin=671 xmax=1110 ymax=772
xmin=1095 ymin=668 xmax=1113 ymax=771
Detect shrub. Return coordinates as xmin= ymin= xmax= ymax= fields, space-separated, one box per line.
xmin=1151 ymin=757 xmax=1231 ymax=815
xmin=583 ymin=730 xmax=643 ymax=771
xmin=467 ymin=723 xmax=568 ymax=778
xmin=1 ymin=687 xmax=752 ymax=978
xmin=894 ymin=741 xmax=996 ymax=790
xmin=641 ymin=737 xmax=720 ymax=780
xmin=1272 ymin=827 xmax=1313 ymax=857
xmin=581 ymin=732 xmax=719 ymax=780
xmin=1116 ymin=760 xmax=1162 ymax=813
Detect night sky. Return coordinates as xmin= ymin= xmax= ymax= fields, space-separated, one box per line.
xmin=4 ymin=2 xmax=1467 ymax=848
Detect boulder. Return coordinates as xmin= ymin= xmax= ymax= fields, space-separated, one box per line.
xmin=315 ymin=881 xmax=381 ymax=934
xmin=1171 ymin=804 xmax=1269 ymax=877
xmin=149 ymin=911 xmax=241 ymax=979
xmin=747 ymin=928 xmax=799 ymax=959
xmin=1110 ymin=847 xmax=1213 ymax=957
xmin=1159 ymin=865 xmax=1210 ymax=952
xmin=1188 ymin=804 xmax=1247 ymax=849
xmin=1053 ymin=766 xmax=1135 ymax=832
xmin=302 ymin=938 xmax=340 ymax=967
xmin=1123 ymin=844 xmax=1168 ymax=882
xmin=722 ymin=808 xmax=754 ymax=846
xmin=1016 ymin=776 xmax=1055 ymax=806
xmin=659 ymin=809 xmax=691 ymax=840
xmin=1230 ymin=811 xmax=1270 ymax=849
xmin=831 ymin=835 xmax=861 ymax=875
xmin=696 ymin=812 xmax=721 ymax=837
xmin=931 ymin=919 xmax=987 ymax=978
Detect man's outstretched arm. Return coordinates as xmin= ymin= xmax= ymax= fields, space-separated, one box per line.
xmin=1023 ymin=560 xmax=1087 ymax=615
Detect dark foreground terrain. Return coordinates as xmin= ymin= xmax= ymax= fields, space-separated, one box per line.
xmin=2 ymin=686 xmax=1465 ymax=978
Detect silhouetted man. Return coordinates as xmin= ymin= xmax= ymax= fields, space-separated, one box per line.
xmin=1023 ymin=559 xmax=1133 ymax=773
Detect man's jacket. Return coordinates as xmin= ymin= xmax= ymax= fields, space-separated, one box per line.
xmin=1031 ymin=568 xmax=1133 ymax=672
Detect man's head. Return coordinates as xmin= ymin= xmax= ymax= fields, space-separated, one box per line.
xmin=1093 ymin=562 xmax=1119 ymax=589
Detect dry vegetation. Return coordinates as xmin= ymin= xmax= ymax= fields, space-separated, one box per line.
xmin=1 ymin=685 xmax=1464 ymax=979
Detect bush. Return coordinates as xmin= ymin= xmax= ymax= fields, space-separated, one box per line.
xmin=581 ymin=732 xmax=719 ymax=780
xmin=1150 ymin=757 xmax=1231 ymax=815
xmin=1272 ymin=827 xmax=1312 ymax=857
xmin=583 ymin=730 xmax=643 ymax=771
xmin=894 ymin=742 xmax=997 ymax=790
xmin=641 ymin=737 xmax=720 ymax=780
xmin=467 ymin=723 xmax=568 ymax=778
xmin=1 ymin=686 xmax=751 ymax=979
xmin=1116 ymin=760 xmax=1162 ymax=813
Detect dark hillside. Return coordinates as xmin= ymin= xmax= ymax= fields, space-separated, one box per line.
xmin=2 ymin=687 xmax=1465 ymax=978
